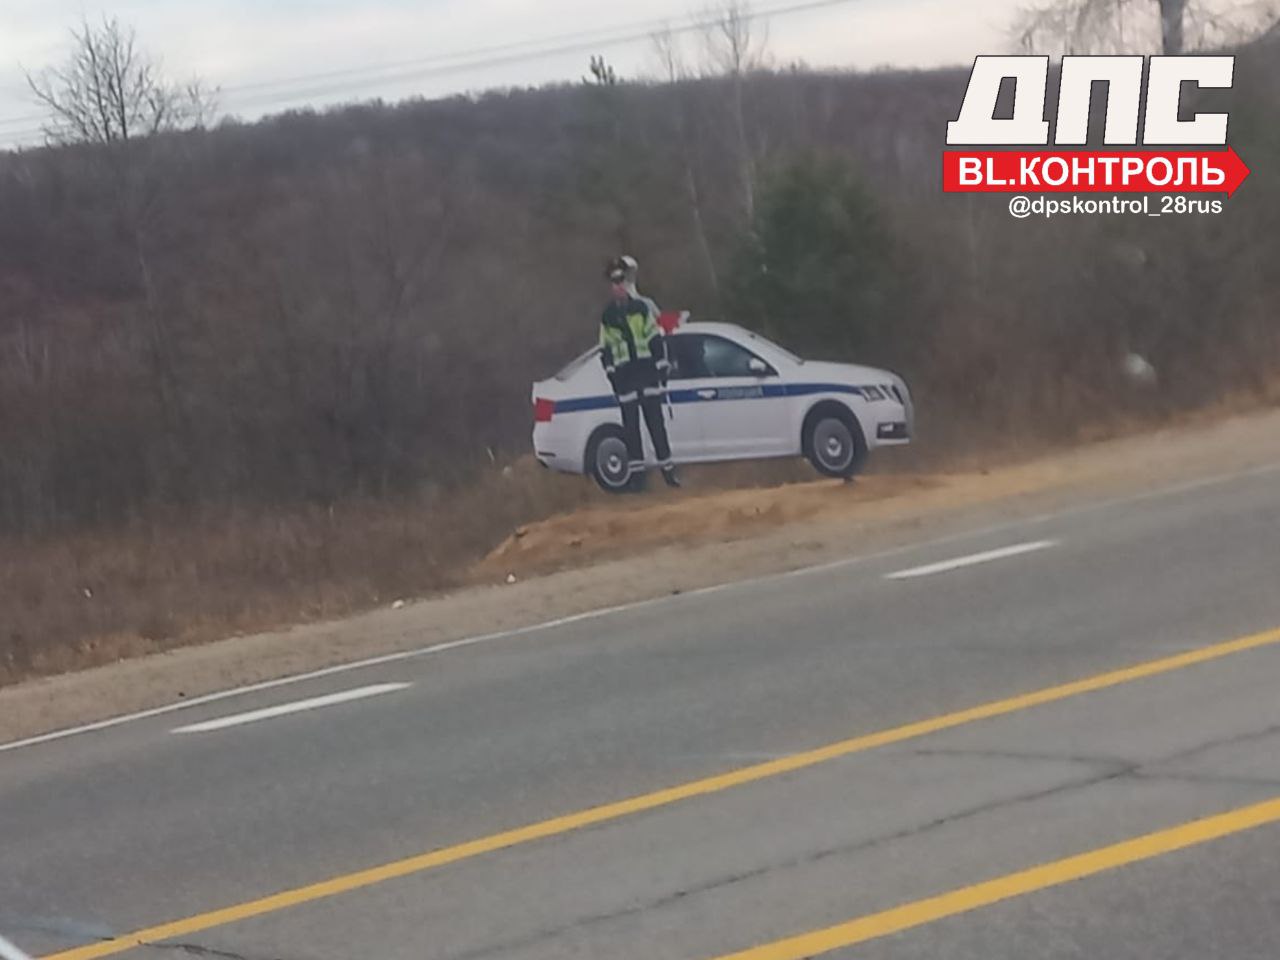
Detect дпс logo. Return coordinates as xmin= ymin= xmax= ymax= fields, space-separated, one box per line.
xmin=943 ymin=56 xmax=1250 ymax=197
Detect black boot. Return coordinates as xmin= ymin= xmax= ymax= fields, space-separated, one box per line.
xmin=661 ymin=465 xmax=681 ymax=488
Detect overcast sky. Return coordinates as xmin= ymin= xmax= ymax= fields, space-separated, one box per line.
xmin=0 ymin=0 xmax=1029 ymax=147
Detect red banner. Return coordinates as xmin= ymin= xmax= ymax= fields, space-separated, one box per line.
xmin=943 ymin=148 xmax=1249 ymax=196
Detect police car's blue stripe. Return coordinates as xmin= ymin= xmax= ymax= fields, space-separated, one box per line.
xmin=554 ymin=390 xmax=716 ymax=412
xmin=554 ymin=383 xmax=870 ymax=415
xmin=666 ymin=389 xmax=704 ymax=405
xmin=782 ymin=383 xmax=866 ymax=398
xmin=554 ymin=395 xmax=618 ymax=413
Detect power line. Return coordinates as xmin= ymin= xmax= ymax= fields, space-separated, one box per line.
xmin=224 ymin=0 xmax=854 ymax=100
xmin=1 ymin=0 xmax=866 ymax=136
xmin=219 ymin=0 xmax=865 ymax=115
xmin=2 ymin=6 xmax=697 ymax=136
xmin=0 ymin=127 xmax=46 ymax=146
xmin=0 ymin=111 xmax=47 ymax=131
xmin=218 ymin=4 xmax=704 ymax=96
xmin=1 ymin=3 xmax=710 ymax=129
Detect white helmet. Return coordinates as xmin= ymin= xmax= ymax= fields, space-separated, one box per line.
xmin=620 ymin=255 xmax=639 ymax=284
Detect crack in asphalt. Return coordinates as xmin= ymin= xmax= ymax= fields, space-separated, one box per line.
xmin=447 ymin=764 xmax=1135 ymax=960
xmin=1131 ymin=770 xmax=1280 ymax=788
xmin=27 ymin=719 xmax=1280 ymax=960
xmin=446 ymin=718 xmax=1280 ymax=960
xmin=909 ymin=718 xmax=1280 ymax=786
xmin=143 ymin=944 xmax=255 ymax=959
xmin=18 ymin=933 xmax=307 ymax=960
xmin=140 ymin=941 xmax=298 ymax=960
xmin=909 ymin=746 xmax=1134 ymax=770
xmin=1153 ymin=719 xmax=1280 ymax=766
xmin=0 ymin=927 xmax=287 ymax=960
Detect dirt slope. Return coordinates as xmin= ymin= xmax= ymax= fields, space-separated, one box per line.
xmin=479 ymin=475 xmax=941 ymax=578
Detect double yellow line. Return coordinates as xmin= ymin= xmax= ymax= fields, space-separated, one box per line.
xmin=46 ymin=625 xmax=1280 ymax=960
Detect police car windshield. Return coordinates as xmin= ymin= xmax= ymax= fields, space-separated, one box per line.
xmin=744 ymin=330 xmax=804 ymax=365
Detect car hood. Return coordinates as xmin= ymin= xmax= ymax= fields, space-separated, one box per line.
xmin=795 ymin=360 xmax=900 ymax=386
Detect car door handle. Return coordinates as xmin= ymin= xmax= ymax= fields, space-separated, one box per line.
xmin=696 ymin=389 xmax=717 ymax=400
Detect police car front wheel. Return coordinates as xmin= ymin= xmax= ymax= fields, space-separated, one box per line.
xmin=803 ymin=407 xmax=867 ymax=479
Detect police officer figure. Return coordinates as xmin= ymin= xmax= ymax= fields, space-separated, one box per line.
xmin=599 ymin=257 xmax=680 ymax=488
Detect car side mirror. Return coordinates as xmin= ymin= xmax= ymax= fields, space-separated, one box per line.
xmin=747 ymin=358 xmax=770 ymax=376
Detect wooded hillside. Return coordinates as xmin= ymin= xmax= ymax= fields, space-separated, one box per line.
xmin=1 ymin=38 xmax=1276 ymax=679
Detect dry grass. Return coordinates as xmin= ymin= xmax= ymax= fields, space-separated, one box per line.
xmin=0 ymin=459 xmax=594 ymax=685
xmin=3 ymin=379 xmax=1278 ymax=688
xmin=0 ymin=454 xmax=846 ymax=684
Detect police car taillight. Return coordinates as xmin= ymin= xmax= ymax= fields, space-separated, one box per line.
xmin=533 ymin=398 xmax=555 ymax=423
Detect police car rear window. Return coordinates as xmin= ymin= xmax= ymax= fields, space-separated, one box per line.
xmin=555 ymin=347 xmax=600 ymax=381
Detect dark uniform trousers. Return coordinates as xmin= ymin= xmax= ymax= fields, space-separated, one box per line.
xmin=612 ymin=358 xmax=671 ymax=470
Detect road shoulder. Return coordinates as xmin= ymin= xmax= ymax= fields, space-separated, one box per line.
xmin=2 ymin=407 xmax=1277 ymax=745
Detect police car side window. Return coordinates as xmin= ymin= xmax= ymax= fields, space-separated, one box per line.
xmin=666 ymin=334 xmax=710 ymax=380
xmin=701 ymin=336 xmax=775 ymax=378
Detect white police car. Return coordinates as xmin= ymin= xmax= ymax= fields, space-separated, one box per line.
xmin=532 ymin=320 xmax=913 ymax=492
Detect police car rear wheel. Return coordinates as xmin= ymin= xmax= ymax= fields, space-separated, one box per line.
xmin=587 ymin=427 xmax=643 ymax=494
xmin=803 ymin=409 xmax=866 ymax=479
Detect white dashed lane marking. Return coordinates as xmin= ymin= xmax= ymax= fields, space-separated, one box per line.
xmin=172 ymin=683 xmax=413 ymax=734
xmin=885 ymin=540 xmax=1059 ymax=581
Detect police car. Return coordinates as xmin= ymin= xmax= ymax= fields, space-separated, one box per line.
xmin=532 ymin=320 xmax=913 ymax=492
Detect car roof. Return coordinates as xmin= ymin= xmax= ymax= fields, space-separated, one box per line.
xmin=678 ymin=322 xmax=802 ymax=362
xmin=676 ymin=321 xmax=749 ymax=338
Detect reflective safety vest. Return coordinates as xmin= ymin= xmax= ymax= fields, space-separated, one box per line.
xmin=599 ymin=296 xmax=662 ymax=370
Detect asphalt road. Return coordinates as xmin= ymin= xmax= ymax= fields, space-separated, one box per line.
xmin=2 ymin=461 xmax=1279 ymax=960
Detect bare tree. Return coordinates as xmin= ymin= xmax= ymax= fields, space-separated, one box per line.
xmin=652 ymin=27 xmax=722 ymax=305
xmin=578 ymin=54 xmax=637 ymax=251
xmin=703 ymin=0 xmax=770 ymax=76
xmin=24 ymin=18 xmax=216 ymax=475
xmin=1161 ymin=0 xmax=1188 ymax=51
xmin=26 ymin=16 xmax=214 ymax=146
xmin=651 ymin=25 xmax=686 ymax=85
xmin=585 ymin=55 xmax=619 ymax=88
xmin=702 ymin=0 xmax=769 ymax=220
xmin=1015 ymin=0 xmax=1278 ymax=54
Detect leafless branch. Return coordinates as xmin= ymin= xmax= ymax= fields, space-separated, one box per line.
xmin=702 ymin=0 xmax=770 ymax=78
xmin=1014 ymin=0 xmax=1276 ymax=53
xmin=25 ymin=16 xmax=216 ymax=147
xmin=650 ymin=26 xmax=688 ymax=84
